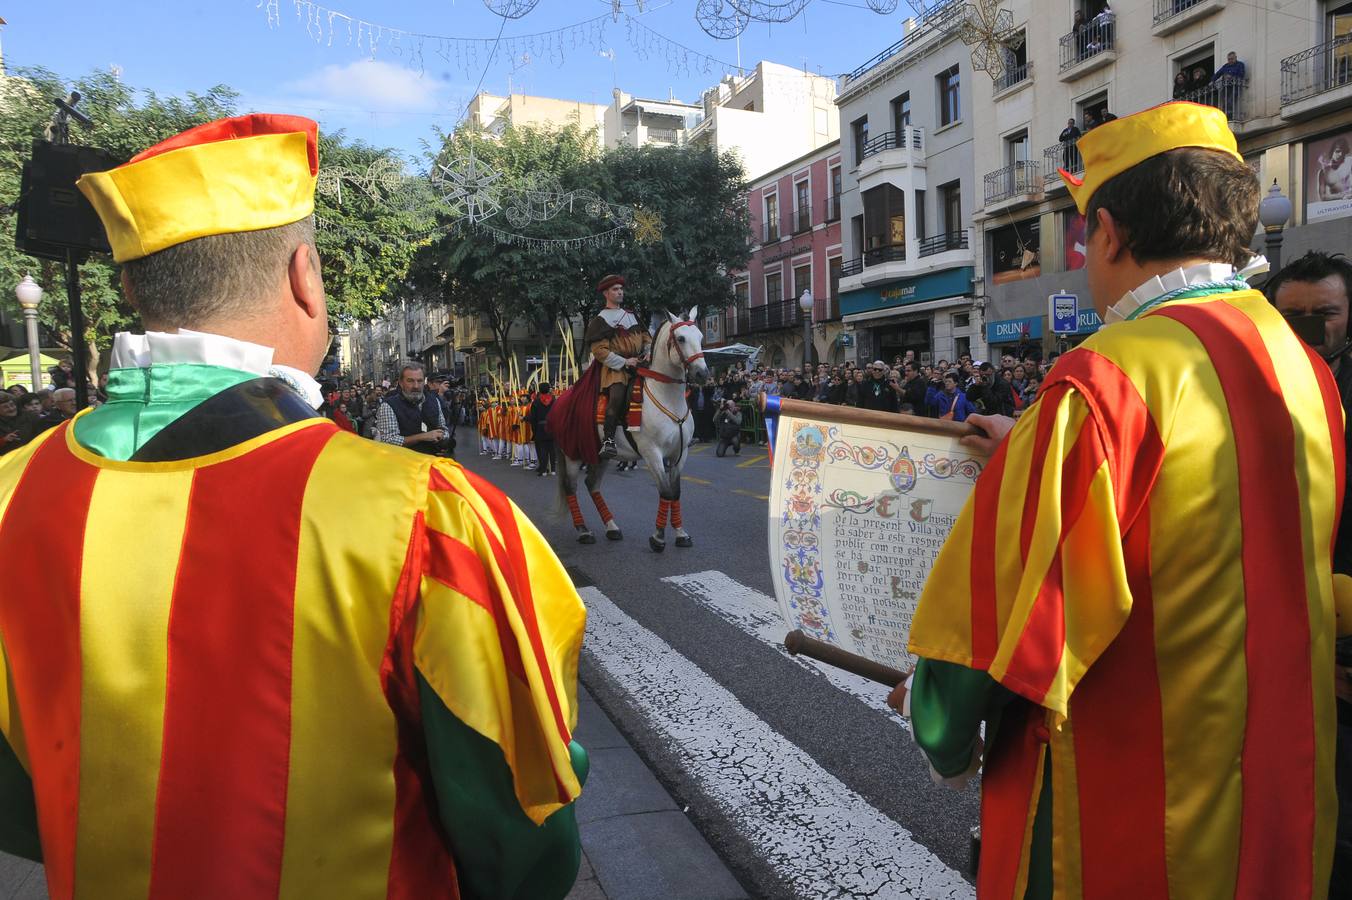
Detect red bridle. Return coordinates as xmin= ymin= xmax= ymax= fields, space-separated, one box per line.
xmin=666 ymin=320 xmax=706 ymax=367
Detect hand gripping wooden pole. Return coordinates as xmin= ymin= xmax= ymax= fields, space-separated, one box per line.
xmin=784 ymin=630 xmax=910 ymax=687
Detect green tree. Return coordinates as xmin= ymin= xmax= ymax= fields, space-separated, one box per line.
xmin=0 ymin=67 xmax=239 ymax=370
xmin=413 ymin=124 xmax=751 ymax=378
xmin=1 ymin=67 xmax=431 ymax=372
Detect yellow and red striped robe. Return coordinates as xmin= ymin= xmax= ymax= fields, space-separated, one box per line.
xmin=908 ymin=289 xmax=1343 ymax=899
xmin=0 ymin=417 xmax=585 ymax=899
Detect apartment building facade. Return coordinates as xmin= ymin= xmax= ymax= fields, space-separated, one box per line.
xmin=467 ymin=92 xmax=607 ymax=141
xmin=603 ymin=90 xmax=704 ymax=149
xmin=970 ymin=0 xmax=1352 ymax=356
xmin=720 ymin=140 xmax=845 ymax=367
xmin=833 ymin=7 xmax=986 ymax=367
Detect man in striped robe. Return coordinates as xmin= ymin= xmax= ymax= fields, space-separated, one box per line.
xmin=899 ymin=102 xmax=1348 ymax=898
xmin=0 ymin=114 xmax=586 ymax=899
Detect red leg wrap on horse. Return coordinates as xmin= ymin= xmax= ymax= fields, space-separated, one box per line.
xmin=590 ymin=491 xmax=613 ymax=523
xmin=656 ymin=498 xmax=670 ymax=530
xmin=566 ymin=494 xmax=584 ymax=527
xmin=671 ymin=501 xmax=683 ymax=529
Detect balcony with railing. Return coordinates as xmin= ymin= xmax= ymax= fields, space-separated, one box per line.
xmin=993 ymin=61 xmax=1032 ymax=96
xmin=856 ymin=127 xmax=926 ymax=191
xmin=745 ymin=299 xmax=804 ymax=332
xmin=647 ymin=127 xmax=680 ymax=144
xmin=918 ymin=231 xmax=969 ymax=257
xmin=985 ymin=160 xmax=1042 ymax=207
xmin=1058 ymin=22 xmax=1116 ymax=79
xmin=840 ymin=257 xmax=864 ymax=278
xmin=842 ymin=0 xmax=965 ymax=89
xmin=861 ymin=127 xmax=925 ymax=160
xmin=793 ymin=206 xmax=812 ymax=234
xmin=826 ymin=195 xmax=841 ymax=222
xmin=763 ymin=220 xmax=781 ymax=244
xmin=1042 ymin=141 xmax=1083 ymax=191
xmin=864 ymin=243 xmax=907 ymax=267
xmin=1179 ymin=77 xmax=1249 ymax=124
xmin=1282 ymin=36 xmax=1352 ymax=118
xmin=1151 ymin=0 xmax=1224 ymax=35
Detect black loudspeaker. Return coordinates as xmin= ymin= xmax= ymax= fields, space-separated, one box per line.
xmin=15 ymin=140 xmax=119 ymax=262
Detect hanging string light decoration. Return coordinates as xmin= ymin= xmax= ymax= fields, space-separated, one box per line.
xmin=866 ymin=0 xmax=901 ymax=12
xmin=432 ymin=148 xmax=504 ymax=223
xmin=632 ymin=209 xmax=663 ymax=245
xmin=725 ymin=0 xmax=813 ymax=24
xmin=316 ymin=157 xmax=406 ymax=205
xmin=482 ymin=0 xmax=540 ymax=20
xmin=696 ymin=0 xmax=751 ymax=39
xmin=956 ymin=0 xmax=1025 ymax=80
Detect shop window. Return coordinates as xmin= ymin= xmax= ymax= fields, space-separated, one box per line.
xmin=953 ymin=312 xmax=971 ymax=328
xmin=955 ymin=335 xmax=971 ymax=359
xmin=990 ymin=218 xmax=1041 ymax=285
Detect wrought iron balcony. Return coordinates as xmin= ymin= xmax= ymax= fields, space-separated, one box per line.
xmin=747 ymin=299 xmax=804 ymax=332
xmin=984 ymin=160 xmax=1041 ymax=205
xmin=1152 ymin=0 xmax=1220 ymax=28
xmin=1042 ymin=141 xmax=1083 ymax=189
xmin=860 ymin=127 xmax=925 ymax=160
xmin=1282 ymin=36 xmax=1352 ymax=105
xmin=840 ymin=257 xmax=864 ymax=277
xmin=918 ymin=231 xmax=969 ymax=257
xmin=993 ymin=61 xmax=1031 ymax=94
xmin=1178 ymin=77 xmax=1249 ymax=123
xmin=763 ymin=221 xmax=780 ymax=243
xmin=864 ymin=243 xmax=907 ymax=266
xmin=1058 ymin=22 xmax=1115 ymax=72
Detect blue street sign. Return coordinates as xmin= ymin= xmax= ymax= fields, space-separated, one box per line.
xmin=1049 ymin=292 xmax=1078 ymax=334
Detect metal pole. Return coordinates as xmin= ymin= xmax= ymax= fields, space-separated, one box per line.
xmin=65 ymin=249 xmax=90 ymax=410
xmin=802 ymin=313 xmax=812 ymax=369
xmin=22 ymin=307 xmax=41 ymax=391
xmin=1265 ymin=227 xmax=1284 ymax=276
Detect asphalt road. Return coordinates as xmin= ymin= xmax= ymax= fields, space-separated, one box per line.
xmin=458 ymin=435 xmax=980 ymax=900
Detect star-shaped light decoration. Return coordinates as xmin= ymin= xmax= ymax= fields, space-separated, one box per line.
xmin=632 ymin=209 xmax=663 ymax=245
xmin=433 ymin=149 xmax=503 ymax=224
xmin=957 ymin=0 xmax=1025 ymax=80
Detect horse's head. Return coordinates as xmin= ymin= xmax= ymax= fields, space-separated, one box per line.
xmin=661 ymin=307 xmax=710 ymax=385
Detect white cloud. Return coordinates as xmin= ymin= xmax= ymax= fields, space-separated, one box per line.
xmin=283 ymin=59 xmax=453 ymax=112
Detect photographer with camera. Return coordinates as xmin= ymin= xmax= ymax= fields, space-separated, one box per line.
xmin=713 ymin=398 xmax=743 ymax=457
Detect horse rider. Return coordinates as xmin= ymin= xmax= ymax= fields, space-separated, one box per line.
xmin=587 ymin=274 xmax=651 ymax=459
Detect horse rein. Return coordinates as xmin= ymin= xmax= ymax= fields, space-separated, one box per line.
xmin=637 ymin=319 xmax=704 ymax=425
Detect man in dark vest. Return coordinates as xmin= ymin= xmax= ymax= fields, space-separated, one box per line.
xmin=374 ymin=361 xmax=447 ymax=454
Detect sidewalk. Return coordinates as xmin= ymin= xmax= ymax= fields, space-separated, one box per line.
xmin=0 ymin=687 xmax=743 ymax=900
xmin=569 ymin=686 xmax=747 ymax=900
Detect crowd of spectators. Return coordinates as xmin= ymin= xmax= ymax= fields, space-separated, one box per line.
xmin=689 ymin=349 xmax=1053 ymax=441
xmin=1 ymin=359 xmax=89 ymax=456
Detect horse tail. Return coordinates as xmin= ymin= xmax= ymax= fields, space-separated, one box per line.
xmin=556 ymin=447 xmax=574 ymax=518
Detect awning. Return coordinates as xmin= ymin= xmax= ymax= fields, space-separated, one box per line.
xmin=703 ymin=343 xmax=762 ymax=367
xmin=841 ymin=295 xmax=972 ymax=325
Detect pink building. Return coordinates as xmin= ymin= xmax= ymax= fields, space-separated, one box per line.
xmin=711 ymin=140 xmax=846 ymax=368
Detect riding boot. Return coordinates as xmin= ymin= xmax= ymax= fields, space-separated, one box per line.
xmin=599 ymin=423 xmax=619 ymax=459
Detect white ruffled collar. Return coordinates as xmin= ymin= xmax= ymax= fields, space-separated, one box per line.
xmin=108 ymin=329 xmax=324 ymax=409
xmin=1104 ymin=255 xmax=1269 ymax=324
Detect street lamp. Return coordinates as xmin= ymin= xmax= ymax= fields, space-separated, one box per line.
xmin=1258 ymin=179 xmax=1293 ymax=275
xmin=14 ymin=275 xmax=44 ymax=392
xmin=798 ymin=288 xmax=814 ymax=369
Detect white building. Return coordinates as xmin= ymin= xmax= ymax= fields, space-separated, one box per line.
xmin=466 ymin=92 xmax=607 ymax=140
xmin=603 ymin=91 xmax=704 ymax=149
xmin=833 ymin=6 xmax=987 ymax=366
xmin=968 ymin=0 xmax=1352 ymax=355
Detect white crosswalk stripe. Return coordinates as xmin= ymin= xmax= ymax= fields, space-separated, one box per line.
xmin=581 ymin=586 xmax=975 ymax=900
xmin=662 ymin=569 xmax=909 ymax=728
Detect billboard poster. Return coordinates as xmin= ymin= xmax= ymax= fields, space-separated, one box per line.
xmin=1306 ymin=129 xmax=1352 ymax=223
xmin=990 ymin=219 xmax=1041 ymax=285
xmin=1065 ymin=212 xmax=1087 ymax=271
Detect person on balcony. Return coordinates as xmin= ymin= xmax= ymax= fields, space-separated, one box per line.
xmin=1059 ymin=118 xmax=1082 ymax=169
xmin=1211 ymin=52 xmax=1247 ymax=119
xmin=1173 ymin=71 xmax=1191 ymax=100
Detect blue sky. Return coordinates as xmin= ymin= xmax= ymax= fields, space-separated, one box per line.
xmin=4 ymin=0 xmax=912 ymax=163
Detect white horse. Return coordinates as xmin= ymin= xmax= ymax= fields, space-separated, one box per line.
xmin=558 ymin=307 xmax=711 ymax=552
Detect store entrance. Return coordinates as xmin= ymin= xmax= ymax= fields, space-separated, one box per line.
xmin=875 ymin=318 xmax=931 ymax=365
